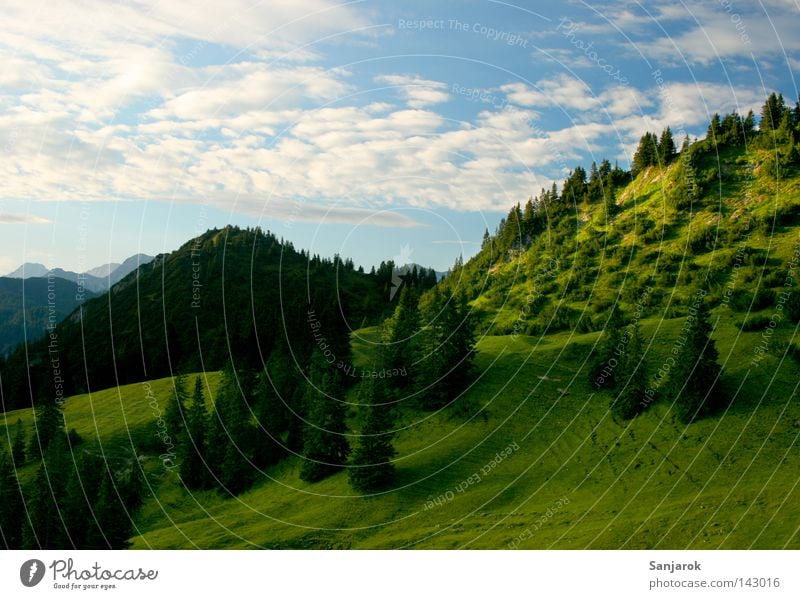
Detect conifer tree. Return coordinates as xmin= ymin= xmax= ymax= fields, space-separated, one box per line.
xmin=383 ymin=286 xmax=421 ymax=388
xmin=23 ymin=432 xmax=71 ymax=548
xmin=252 ymin=370 xmax=288 ymax=469
xmin=348 ymin=377 xmax=396 ymax=492
xmin=589 ymin=305 xmax=627 ymax=389
xmin=0 ymin=449 xmax=24 ymax=548
xmin=610 ymin=323 xmax=648 ymax=419
xmin=11 ymin=418 xmax=26 ymax=465
xmin=179 ymin=376 xmax=210 ymax=489
xmin=300 ymin=351 xmax=350 ymax=483
xmin=207 ymin=364 xmax=254 ymax=494
xmin=668 ymin=299 xmax=725 ymax=423
xmin=658 ymin=127 xmax=676 ymax=165
xmin=164 ymin=373 xmax=190 ymax=444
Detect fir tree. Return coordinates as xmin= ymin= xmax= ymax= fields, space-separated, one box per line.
xmin=179 ymin=376 xmax=210 ymax=489
xmin=11 ymin=418 xmax=26 ymax=465
xmin=658 ymin=127 xmax=676 ymax=165
xmin=348 ymin=377 xmax=396 ymax=492
xmin=589 ymin=305 xmax=627 ymax=389
xmin=23 ymin=432 xmax=72 ymax=548
xmin=252 ymin=370 xmax=288 ymax=469
xmin=669 ymin=299 xmax=725 ymax=423
xmin=382 ymin=286 xmax=421 ymax=389
xmin=300 ymin=351 xmax=350 ymax=483
xmin=760 ymin=92 xmax=786 ymax=133
xmin=0 ymin=449 xmax=24 ymax=548
xmin=207 ymin=364 xmax=254 ymax=494
xmin=610 ymin=323 xmax=648 ymax=420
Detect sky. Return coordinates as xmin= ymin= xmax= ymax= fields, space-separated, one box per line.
xmin=0 ymin=0 xmax=797 ymax=274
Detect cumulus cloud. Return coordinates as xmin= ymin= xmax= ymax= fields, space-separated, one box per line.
xmin=375 ymin=75 xmax=451 ymax=109
xmin=0 ymin=212 xmax=50 ymax=224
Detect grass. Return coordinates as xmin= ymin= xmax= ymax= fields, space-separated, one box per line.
xmin=5 ymin=315 xmax=797 ymax=549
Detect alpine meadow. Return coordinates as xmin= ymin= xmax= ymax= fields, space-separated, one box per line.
xmin=0 ymin=1 xmax=799 ymax=562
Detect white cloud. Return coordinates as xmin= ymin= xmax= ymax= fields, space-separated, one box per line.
xmin=0 ymin=212 xmax=50 ymax=224
xmin=375 ymin=75 xmax=451 ymax=109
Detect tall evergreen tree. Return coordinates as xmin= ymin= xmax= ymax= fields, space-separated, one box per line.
xmin=658 ymin=127 xmax=676 ymax=164
xmin=589 ymin=305 xmax=627 ymax=389
xmin=62 ymin=452 xmax=105 ymax=548
xmin=179 ymin=376 xmax=210 ymax=489
xmin=11 ymin=418 xmax=26 ymax=465
xmin=419 ymin=288 xmax=476 ymax=410
xmin=382 ymin=286 xmax=421 ymax=388
xmin=164 ymin=373 xmax=190 ymax=444
xmin=252 ymin=369 xmax=288 ymax=469
xmin=30 ymin=391 xmax=64 ymax=459
xmin=760 ymin=92 xmax=786 ymax=133
xmin=23 ymin=432 xmax=72 ymax=548
xmin=668 ymin=299 xmax=725 ymax=423
xmin=610 ymin=323 xmax=648 ymax=419
xmin=348 ymin=377 xmax=396 ymax=492
xmin=207 ymin=364 xmax=254 ymax=494
xmin=300 ymin=351 xmax=350 ymax=483
xmin=0 ymin=449 xmax=24 ymax=548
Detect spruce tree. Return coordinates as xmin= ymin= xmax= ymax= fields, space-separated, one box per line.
xmin=669 ymin=299 xmax=724 ymax=423
xmin=30 ymin=391 xmax=64 ymax=459
xmin=207 ymin=364 xmax=254 ymax=494
xmin=383 ymin=286 xmax=421 ymax=388
xmin=179 ymin=376 xmax=209 ymax=489
xmin=11 ymin=418 xmax=26 ymax=465
xmin=164 ymin=373 xmax=190 ymax=444
xmin=252 ymin=370 xmax=288 ymax=469
xmin=658 ymin=127 xmax=676 ymax=165
xmin=348 ymin=377 xmax=396 ymax=492
xmin=419 ymin=288 xmax=476 ymax=410
xmin=589 ymin=305 xmax=626 ymax=389
xmin=23 ymin=432 xmax=71 ymax=548
xmin=610 ymin=323 xmax=648 ymax=419
xmin=0 ymin=449 xmax=24 ymax=548
xmin=300 ymin=351 xmax=350 ymax=482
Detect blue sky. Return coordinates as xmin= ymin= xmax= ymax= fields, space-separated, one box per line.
xmin=0 ymin=0 xmax=797 ymax=273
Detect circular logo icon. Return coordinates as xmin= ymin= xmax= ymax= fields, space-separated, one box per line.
xmin=20 ymin=559 xmax=46 ymax=587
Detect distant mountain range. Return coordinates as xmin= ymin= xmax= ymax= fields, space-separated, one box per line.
xmin=0 ymin=277 xmax=98 ymax=357
xmin=6 ymin=253 xmax=154 ymax=293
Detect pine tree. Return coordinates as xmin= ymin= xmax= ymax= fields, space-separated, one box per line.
xmin=760 ymin=92 xmax=786 ymax=133
xmin=632 ymin=132 xmax=658 ymax=175
xmin=589 ymin=305 xmax=627 ymax=389
xmin=658 ymin=127 xmax=676 ymax=165
xmin=610 ymin=323 xmax=648 ymax=419
xmin=207 ymin=364 xmax=254 ymax=494
xmin=23 ymin=432 xmax=72 ymax=548
xmin=382 ymin=286 xmax=421 ymax=388
xmin=11 ymin=418 xmax=26 ymax=465
xmin=419 ymin=288 xmax=476 ymax=410
xmin=63 ymin=452 xmax=104 ymax=548
xmin=669 ymin=299 xmax=725 ymax=423
xmin=179 ymin=376 xmax=210 ymax=489
xmin=30 ymin=391 xmax=64 ymax=459
xmin=0 ymin=449 xmax=24 ymax=548
xmin=252 ymin=370 xmax=288 ymax=469
xmin=88 ymin=474 xmax=132 ymax=549
xmin=300 ymin=352 xmax=350 ymax=483
xmin=164 ymin=373 xmax=190 ymax=445
xmin=348 ymin=377 xmax=396 ymax=492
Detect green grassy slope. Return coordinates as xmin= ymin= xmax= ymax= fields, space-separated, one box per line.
xmin=5 ymin=318 xmax=796 ymax=549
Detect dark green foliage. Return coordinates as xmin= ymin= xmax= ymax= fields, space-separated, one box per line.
xmin=207 ymin=364 xmax=254 ymax=494
xmin=658 ymin=127 xmax=676 ymax=164
xmin=632 ymin=132 xmax=659 ymax=175
xmin=300 ymin=352 xmax=350 ymax=483
xmin=179 ymin=377 xmax=210 ymax=489
xmin=30 ymin=394 xmax=65 ymax=459
xmin=23 ymin=432 xmax=72 ymax=548
xmin=760 ymin=92 xmax=787 ymax=133
xmin=610 ymin=323 xmax=648 ymax=420
xmin=0 ymin=226 xmax=393 ymax=411
xmin=736 ymin=315 xmax=772 ymax=332
xmin=11 ymin=418 xmax=26 ymax=464
xmin=727 ymin=287 xmax=776 ymax=312
xmin=0 ymin=449 xmax=24 ymax=548
xmin=382 ymin=286 xmax=421 ymax=389
xmin=589 ymin=305 xmax=627 ymax=390
xmin=252 ymin=369 xmax=289 ymax=469
xmin=668 ymin=299 xmax=725 ymax=423
xmin=418 ymin=288 xmax=476 ymax=411
xmin=348 ymin=378 xmax=396 ymax=492
xmin=164 ymin=373 xmax=190 ymax=447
